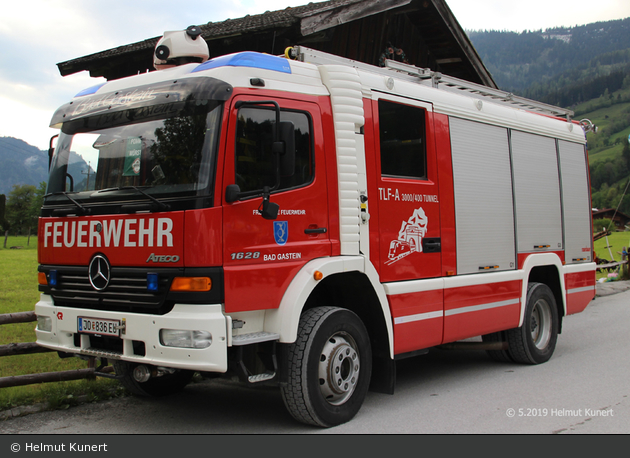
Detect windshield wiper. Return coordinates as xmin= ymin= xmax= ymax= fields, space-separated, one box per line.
xmin=96 ymin=186 xmax=170 ymax=210
xmin=44 ymin=191 xmax=90 ymax=215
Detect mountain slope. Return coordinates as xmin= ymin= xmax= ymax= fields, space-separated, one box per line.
xmin=0 ymin=137 xmax=91 ymax=196
xmin=0 ymin=137 xmax=49 ymax=195
xmin=468 ymin=18 xmax=630 ymax=94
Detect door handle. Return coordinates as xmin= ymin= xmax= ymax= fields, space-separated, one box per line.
xmin=304 ymin=227 xmax=327 ymax=235
xmin=422 ymin=237 xmax=441 ymax=253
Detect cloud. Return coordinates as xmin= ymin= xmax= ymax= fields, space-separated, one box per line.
xmin=0 ymin=0 xmax=310 ymax=149
xmin=447 ymin=0 xmax=630 ymax=31
xmin=0 ymin=96 xmax=59 ymax=150
xmin=25 ymin=156 xmax=40 ymax=167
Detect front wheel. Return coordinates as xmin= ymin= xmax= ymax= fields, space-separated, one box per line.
xmin=281 ymin=307 xmax=372 ymax=427
xmin=506 ymin=283 xmax=559 ymax=364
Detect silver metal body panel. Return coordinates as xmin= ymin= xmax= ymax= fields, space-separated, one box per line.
xmin=449 ymin=117 xmax=516 ymax=275
xmin=558 ymin=140 xmax=592 ymax=263
xmin=510 ymin=131 xmax=563 ymax=253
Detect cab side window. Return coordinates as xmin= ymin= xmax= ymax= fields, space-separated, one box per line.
xmin=235 ymin=108 xmax=313 ymax=194
xmin=378 ymin=100 xmax=427 ymax=180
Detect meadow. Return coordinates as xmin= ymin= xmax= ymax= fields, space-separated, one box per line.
xmin=593 ymin=231 xmax=630 ymax=280
xmin=0 ymin=236 xmax=120 ymax=413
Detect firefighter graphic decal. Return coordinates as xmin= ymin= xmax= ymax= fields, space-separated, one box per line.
xmin=386 ymin=207 xmax=428 ymax=265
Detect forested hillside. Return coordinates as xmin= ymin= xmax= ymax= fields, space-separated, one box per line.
xmin=469 ymin=18 xmax=630 ymax=96
xmin=468 ymin=18 xmax=630 ymax=217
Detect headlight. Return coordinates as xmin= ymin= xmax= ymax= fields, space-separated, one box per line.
xmin=159 ymin=329 xmax=212 ymax=349
xmin=37 ymin=315 xmax=52 ymax=332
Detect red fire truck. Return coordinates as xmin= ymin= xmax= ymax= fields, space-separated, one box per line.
xmin=35 ymin=28 xmax=595 ymax=427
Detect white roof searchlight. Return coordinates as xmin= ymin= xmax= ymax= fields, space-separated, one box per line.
xmin=153 ymin=25 xmax=210 ymax=70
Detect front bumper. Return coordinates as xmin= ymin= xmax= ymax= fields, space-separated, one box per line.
xmin=35 ymin=294 xmax=228 ymax=372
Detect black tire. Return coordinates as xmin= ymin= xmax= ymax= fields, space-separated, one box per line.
xmin=281 ymin=307 xmax=372 ymax=427
xmin=482 ymin=331 xmax=513 ymax=362
xmin=113 ymin=361 xmax=193 ymax=397
xmin=506 ymin=283 xmax=559 ymax=364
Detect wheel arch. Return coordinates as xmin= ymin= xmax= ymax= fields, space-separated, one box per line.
xmin=520 ymin=254 xmax=566 ymax=332
xmin=264 ymin=257 xmax=393 ymax=355
xmin=263 ymin=257 xmax=395 ymax=392
xmin=303 ymin=270 xmax=392 ymax=363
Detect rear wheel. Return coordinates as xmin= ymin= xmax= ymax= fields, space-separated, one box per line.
xmin=506 ymin=283 xmax=559 ymax=364
xmin=113 ymin=361 xmax=193 ymax=397
xmin=281 ymin=307 xmax=372 ymax=427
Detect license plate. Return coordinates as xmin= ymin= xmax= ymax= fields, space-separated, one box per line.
xmin=78 ymin=317 xmax=121 ymax=337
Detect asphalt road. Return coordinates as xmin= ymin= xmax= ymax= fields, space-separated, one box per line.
xmin=2 ymin=288 xmax=629 ymax=435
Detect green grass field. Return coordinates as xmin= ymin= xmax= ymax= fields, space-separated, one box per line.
xmin=593 ymin=231 xmax=630 ymax=280
xmin=0 ymin=236 xmax=120 ymax=412
xmin=577 ymin=87 xmax=630 ymax=165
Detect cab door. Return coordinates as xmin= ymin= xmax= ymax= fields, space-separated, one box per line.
xmin=374 ymin=97 xmax=442 ymax=282
xmin=222 ymin=96 xmax=331 ymax=313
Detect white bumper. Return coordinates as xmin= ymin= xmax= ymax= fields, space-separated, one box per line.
xmin=35 ymin=294 xmax=228 ymax=372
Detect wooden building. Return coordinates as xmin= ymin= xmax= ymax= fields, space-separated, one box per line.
xmin=592 ymin=208 xmax=630 ymax=231
xmin=56 ymin=0 xmax=497 ymax=88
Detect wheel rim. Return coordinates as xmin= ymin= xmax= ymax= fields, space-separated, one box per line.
xmin=318 ymin=332 xmax=360 ymax=406
xmin=530 ymin=298 xmax=552 ymax=350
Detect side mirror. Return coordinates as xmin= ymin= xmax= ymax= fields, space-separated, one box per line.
xmin=258 ymin=186 xmax=278 ymax=220
xmin=260 ymin=198 xmax=279 ymax=220
xmin=225 ymin=184 xmax=241 ymax=203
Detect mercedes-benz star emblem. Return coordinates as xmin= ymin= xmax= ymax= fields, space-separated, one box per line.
xmin=89 ymin=254 xmax=111 ymax=291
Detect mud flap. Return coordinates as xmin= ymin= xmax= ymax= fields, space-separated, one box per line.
xmin=369 ymin=355 xmax=396 ymax=395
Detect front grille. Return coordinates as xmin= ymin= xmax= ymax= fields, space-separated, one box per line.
xmin=40 ymin=266 xmax=181 ymax=315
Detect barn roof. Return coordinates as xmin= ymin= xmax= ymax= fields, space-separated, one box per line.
xmin=57 ymin=0 xmax=497 ymax=88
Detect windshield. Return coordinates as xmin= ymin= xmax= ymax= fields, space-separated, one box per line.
xmin=45 ymin=100 xmax=222 ymax=206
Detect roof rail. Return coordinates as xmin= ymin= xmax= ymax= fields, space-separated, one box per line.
xmin=290 ymin=46 xmax=574 ymax=121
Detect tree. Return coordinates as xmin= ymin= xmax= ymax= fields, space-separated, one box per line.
xmin=30 ymin=182 xmax=47 ymax=219
xmin=150 ymin=114 xmax=207 ymax=186
xmin=6 ymin=184 xmax=38 ymax=235
xmin=0 ymin=194 xmax=8 ymax=232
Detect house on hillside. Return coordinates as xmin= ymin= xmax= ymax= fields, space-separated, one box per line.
xmin=592 ymin=208 xmax=630 ymax=231
xmin=56 ymin=0 xmax=497 ymax=88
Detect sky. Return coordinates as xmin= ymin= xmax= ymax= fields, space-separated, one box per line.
xmin=1 ymin=0 xmax=630 ymax=151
